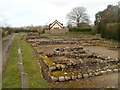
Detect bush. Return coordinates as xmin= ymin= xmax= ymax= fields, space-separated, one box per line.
xmin=99 ymin=23 xmax=107 ymax=38
xmin=69 ymin=26 xmax=92 ymax=32
xmin=106 ymin=23 xmax=119 ymax=40
xmin=14 ymin=29 xmax=38 ymax=33
xmin=98 ymin=23 xmax=119 ymax=40
xmin=38 ymin=29 xmax=45 ymax=35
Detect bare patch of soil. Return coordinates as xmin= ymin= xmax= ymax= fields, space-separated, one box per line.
xmin=84 ymin=46 xmax=118 ymax=59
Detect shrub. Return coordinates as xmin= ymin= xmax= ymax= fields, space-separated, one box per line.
xmin=99 ymin=23 xmax=107 ymax=38
xmin=69 ymin=26 xmax=92 ymax=32
xmin=99 ymin=23 xmax=119 ymax=40
xmin=106 ymin=23 xmax=119 ymax=40
xmin=14 ymin=29 xmax=38 ymax=33
xmin=38 ymin=29 xmax=45 ymax=35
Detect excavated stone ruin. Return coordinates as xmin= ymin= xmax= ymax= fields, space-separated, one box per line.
xmin=24 ymin=32 xmax=119 ymax=82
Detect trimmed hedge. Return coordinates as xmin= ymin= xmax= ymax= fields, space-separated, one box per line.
xmin=69 ymin=27 xmax=92 ymax=32
xmin=99 ymin=23 xmax=119 ymax=40
xmin=106 ymin=23 xmax=118 ymax=40
xmin=38 ymin=29 xmax=45 ymax=35
xmin=14 ymin=29 xmax=38 ymax=33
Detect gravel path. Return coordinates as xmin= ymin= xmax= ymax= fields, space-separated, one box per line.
xmin=2 ymin=33 xmax=17 ymax=73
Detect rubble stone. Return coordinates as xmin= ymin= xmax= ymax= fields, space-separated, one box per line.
xmin=59 ymin=76 xmax=65 ymax=81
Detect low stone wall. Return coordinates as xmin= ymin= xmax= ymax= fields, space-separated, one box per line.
xmin=50 ymin=68 xmax=119 ymax=82
xmin=45 ymin=29 xmax=69 ymax=34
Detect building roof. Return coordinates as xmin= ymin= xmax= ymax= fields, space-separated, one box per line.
xmin=49 ymin=20 xmax=63 ymax=29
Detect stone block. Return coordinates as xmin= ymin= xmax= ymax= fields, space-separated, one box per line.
xmin=94 ymin=72 xmax=100 ymax=76
xmin=100 ymin=71 xmax=106 ymax=74
xmin=83 ymin=74 xmax=89 ymax=78
xmin=89 ymin=73 xmax=93 ymax=77
xmin=56 ymin=64 xmax=61 ymax=69
xmin=107 ymin=69 xmax=113 ymax=74
xmin=113 ymin=69 xmax=118 ymax=72
xmin=51 ymin=76 xmax=58 ymax=81
xmin=59 ymin=76 xmax=65 ymax=81
xmin=78 ymin=74 xmax=82 ymax=79
xmin=71 ymin=76 xmax=77 ymax=80
xmin=49 ymin=66 xmax=56 ymax=71
xmin=65 ymin=76 xmax=71 ymax=80
xmin=60 ymin=64 xmax=66 ymax=69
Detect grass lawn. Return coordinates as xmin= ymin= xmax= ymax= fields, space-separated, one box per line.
xmin=66 ymin=31 xmax=94 ymax=36
xmin=21 ymin=39 xmax=48 ymax=88
xmin=41 ymin=31 xmax=95 ymax=37
xmin=3 ymin=33 xmax=48 ymax=88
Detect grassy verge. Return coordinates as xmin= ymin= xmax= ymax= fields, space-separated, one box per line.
xmin=2 ymin=33 xmax=23 ymax=88
xmin=3 ymin=33 xmax=48 ymax=88
xmin=21 ymin=40 xmax=48 ymax=88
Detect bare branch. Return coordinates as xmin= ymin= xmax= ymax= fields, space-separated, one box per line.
xmin=66 ymin=7 xmax=90 ymax=27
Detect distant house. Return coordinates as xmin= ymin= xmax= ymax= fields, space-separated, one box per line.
xmin=45 ymin=20 xmax=69 ymax=34
xmin=49 ymin=20 xmax=64 ymax=29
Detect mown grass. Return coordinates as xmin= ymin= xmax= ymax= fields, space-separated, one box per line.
xmin=41 ymin=31 xmax=95 ymax=37
xmin=3 ymin=33 xmax=48 ymax=88
xmin=21 ymin=40 xmax=48 ymax=88
xmin=66 ymin=31 xmax=94 ymax=36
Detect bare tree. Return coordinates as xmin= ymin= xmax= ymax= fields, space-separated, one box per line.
xmin=66 ymin=7 xmax=90 ymax=27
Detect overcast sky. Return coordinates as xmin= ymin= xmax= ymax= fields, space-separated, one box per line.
xmin=0 ymin=0 xmax=119 ymax=27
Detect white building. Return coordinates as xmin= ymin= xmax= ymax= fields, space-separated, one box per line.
xmin=45 ymin=20 xmax=69 ymax=34
xmin=49 ymin=20 xmax=64 ymax=29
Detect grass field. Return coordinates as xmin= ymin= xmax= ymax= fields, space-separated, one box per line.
xmin=41 ymin=31 xmax=94 ymax=37
xmin=3 ymin=33 xmax=48 ymax=88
